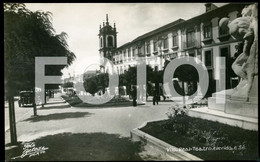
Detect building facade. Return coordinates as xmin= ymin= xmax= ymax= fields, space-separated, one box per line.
xmin=99 ymin=3 xmax=248 ymax=96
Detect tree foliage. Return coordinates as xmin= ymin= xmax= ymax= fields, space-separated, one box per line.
xmin=62 ymin=82 xmax=74 ymax=88
xmin=118 ymin=65 xmax=154 ymax=94
xmin=4 ymin=3 xmax=76 ymax=96
xmin=83 ymin=73 xmax=109 ymax=95
xmin=174 ymin=64 xmax=199 ymax=82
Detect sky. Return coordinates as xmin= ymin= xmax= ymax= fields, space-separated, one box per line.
xmin=25 ymin=3 xmax=227 ymax=79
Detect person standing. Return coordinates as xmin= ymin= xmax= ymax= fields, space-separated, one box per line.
xmin=152 ymin=88 xmax=158 ymax=105
xmin=132 ymin=86 xmax=137 ymax=107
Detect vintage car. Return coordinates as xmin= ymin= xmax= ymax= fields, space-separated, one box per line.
xmin=18 ymin=91 xmax=33 ymax=107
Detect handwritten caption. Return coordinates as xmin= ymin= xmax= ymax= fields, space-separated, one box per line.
xmin=166 ymin=145 xmax=246 ymax=152
xmin=12 ymin=142 xmax=48 ymax=159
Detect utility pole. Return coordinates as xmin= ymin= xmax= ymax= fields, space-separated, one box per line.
xmin=8 ymin=95 xmax=17 ymax=144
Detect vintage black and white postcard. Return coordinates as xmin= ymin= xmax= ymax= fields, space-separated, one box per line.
xmin=4 ymin=2 xmax=258 ymax=161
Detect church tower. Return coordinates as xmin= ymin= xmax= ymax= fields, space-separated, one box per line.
xmin=98 ymin=14 xmax=117 ymax=61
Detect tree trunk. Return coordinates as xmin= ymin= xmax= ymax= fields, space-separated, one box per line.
xmin=8 ymin=95 xmax=17 ymax=145
xmin=33 ymin=89 xmax=37 ymax=116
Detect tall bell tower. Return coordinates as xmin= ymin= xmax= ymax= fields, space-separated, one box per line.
xmin=98 ymin=14 xmax=117 ymax=61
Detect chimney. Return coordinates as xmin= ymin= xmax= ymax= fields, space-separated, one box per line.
xmin=205 ymin=3 xmax=218 ymax=12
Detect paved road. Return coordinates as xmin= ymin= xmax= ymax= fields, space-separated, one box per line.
xmin=5 ymin=93 xmax=172 ymax=142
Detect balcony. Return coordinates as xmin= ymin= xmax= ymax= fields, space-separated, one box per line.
xmin=162 ymin=48 xmax=169 ymax=52
xmin=217 ymin=34 xmax=231 ymax=42
xmin=202 ymin=37 xmax=213 ymax=45
xmin=138 ymin=53 xmax=145 ymax=57
xmin=171 ymin=45 xmax=179 ymax=50
xmin=153 ymin=51 xmax=158 ymax=55
xmin=182 ymin=40 xmax=200 ymax=50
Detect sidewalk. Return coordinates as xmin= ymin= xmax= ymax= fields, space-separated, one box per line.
xmin=5 ymin=94 xmax=69 ymax=144
xmin=5 ymin=100 xmax=34 ymax=132
xmin=5 ymin=93 xmax=173 ymax=160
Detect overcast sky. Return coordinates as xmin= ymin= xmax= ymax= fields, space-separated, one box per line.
xmin=25 ymin=3 xmax=227 ymax=78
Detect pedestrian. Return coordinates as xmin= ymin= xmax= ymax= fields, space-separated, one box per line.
xmin=48 ymin=90 xmax=51 ymax=98
xmin=132 ymin=86 xmax=137 ymax=107
xmin=152 ymin=88 xmax=158 ymax=105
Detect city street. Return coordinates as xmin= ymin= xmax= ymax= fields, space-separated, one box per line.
xmin=5 ymin=93 xmax=173 ymax=160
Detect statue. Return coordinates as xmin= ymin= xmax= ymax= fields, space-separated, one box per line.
xmin=219 ymin=3 xmax=258 ymax=101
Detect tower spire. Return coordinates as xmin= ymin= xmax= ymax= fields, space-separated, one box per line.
xmin=106 ymin=14 xmax=109 ymax=25
xmin=113 ymin=21 xmax=116 ymax=31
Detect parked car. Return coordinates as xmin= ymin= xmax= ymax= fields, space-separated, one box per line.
xmin=18 ymin=91 xmax=33 ymax=107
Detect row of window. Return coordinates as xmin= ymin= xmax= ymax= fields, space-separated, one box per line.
xmin=113 ymin=46 xmax=230 ymax=73
xmin=113 ymin=22 xmax=230 ymax=63
xmin=115 ymin=36 xmax=177 ymax=57
xmin=203 ymin=23 xmax=229 ymax=39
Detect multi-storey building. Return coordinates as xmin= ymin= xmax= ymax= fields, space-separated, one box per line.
xmin=99 ymin=3 xmax=249 ymax=96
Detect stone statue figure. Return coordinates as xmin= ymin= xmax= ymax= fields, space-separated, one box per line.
xmin=219 ymin=3 xmax=258 ymax=101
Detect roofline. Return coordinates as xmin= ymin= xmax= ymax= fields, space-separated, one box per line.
xmin=179 ymin=3 xmax=249 ymax=25
xmin=115 ymin=3 xmax=249 ymax=51
xmin=116 ymin=18 xmax=185 ymax=50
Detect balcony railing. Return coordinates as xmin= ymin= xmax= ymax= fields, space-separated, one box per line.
xmin=162 ymin=48 xmax=169 ymax=53
xmin=171 ymin=45 xmax=179 ymax=50
xmin=153 ymin=51 xmax=158 ymax=55
xmin=217 ymin=34 xmax=231 ymax=42
xmin=138 ymin=53 xmax=145 ymax=57
xmin=182 ymin=40 xmax=200 ymax=50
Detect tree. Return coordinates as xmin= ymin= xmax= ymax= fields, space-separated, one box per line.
xmin=4 ymin=3 xmax=76 ymax=144
xmin=118 ymin=65 xmax=154 ymax=95
xmin=83 ymin=73 xmax=109 ymax=96
xmin=84 ymin=77 xmax=99 ymax=96
xmin=174 ymin=64 xmax=199 ymax=83
xmin=174 ymin=64 xmax=199 ymax=105
xmin=62 ymin=82 xmax=74 ymax=88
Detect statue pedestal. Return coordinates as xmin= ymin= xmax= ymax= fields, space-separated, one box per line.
xmin=188 ymin=76 xmax=258 ymax=131
xmin=188 ymin=107 xmax=258 ymax=130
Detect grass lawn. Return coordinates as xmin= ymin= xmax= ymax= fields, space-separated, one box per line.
xmin=140 ymin=116 xmax=258 ymax=160
xmin=5 ymin=133 xmax=144 ymax=161
xmin=61 ymin=94 xmax=144 ymax=108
